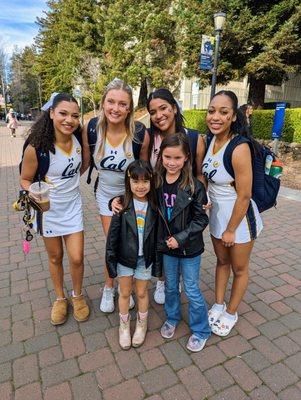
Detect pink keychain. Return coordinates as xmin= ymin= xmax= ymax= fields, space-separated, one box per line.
xmin=23 ymin=240 xmax=31 ymax=255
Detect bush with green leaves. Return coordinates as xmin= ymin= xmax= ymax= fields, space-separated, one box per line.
xmin=184 ymin=108 xmax=301 ymax=143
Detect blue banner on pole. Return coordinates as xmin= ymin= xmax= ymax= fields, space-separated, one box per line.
xmin=199 ymin=35 xmax=214 ymax=71
xmin=271 ymin=102 xmax=286 ymax=139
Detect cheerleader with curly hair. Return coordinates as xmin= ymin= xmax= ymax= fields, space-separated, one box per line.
xmin=20 ymin=93 xmax=90 ymax=326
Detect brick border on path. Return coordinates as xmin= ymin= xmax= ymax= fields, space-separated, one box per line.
xmin=0 ymin=125 xmax=300 ymax=399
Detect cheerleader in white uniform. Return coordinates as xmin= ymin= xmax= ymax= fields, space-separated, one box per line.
xmin=21 ymin=93 xmax=89 ymax=326
xmin=94 ymin=134 xmax=134 ymax=217
xmin=43 ymin=134 xmax=83 ymax=237
xmin=82 ymin=78 xmax=149 ymax=313
xmin=201 ymin=90 xmax=263 ymax=337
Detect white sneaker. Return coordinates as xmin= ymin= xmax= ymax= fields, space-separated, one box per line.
xmin=117 ymin=285 xmax=135 ymax=310
xmin=154 ymin=281 xmax=181 ymax=305
xmin=154 ymin=281 xmax=165 ymax=304
xmin=99 ymin=286 xmax=115 ymax=313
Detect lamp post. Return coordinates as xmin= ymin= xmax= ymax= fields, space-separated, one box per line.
xmin=210 ymin=12 xmax=226 ymax=100
xmin=1 ymin=74 xmax=8 ymax=115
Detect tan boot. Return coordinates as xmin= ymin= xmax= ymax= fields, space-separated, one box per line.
xmin=70 ymin=294 xmax=90 ymax=322
xmin=51 ymin=298 xmax=68 ymax=325
xmin=132 ymin=315 xmax=148 ymax=347
xmin=119 ymin=315 xmax=131 ymax=350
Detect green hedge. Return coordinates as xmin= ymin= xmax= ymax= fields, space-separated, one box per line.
xmin=184 ymin=108 xmax=301 ymax=143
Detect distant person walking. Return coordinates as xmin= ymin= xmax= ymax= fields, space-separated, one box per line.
xmin=6 ymin=108 xmax=18 ymax=137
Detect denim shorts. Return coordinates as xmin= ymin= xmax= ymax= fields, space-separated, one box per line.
xmin=117 ymin=256 xmax=152 ymax=281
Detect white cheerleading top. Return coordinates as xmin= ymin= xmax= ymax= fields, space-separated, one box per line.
xmin=93 ymin=136 xmax=135 ymax=201
xmin=40 ymin=135 xmax=83 ymax=237
xmin=202 ymin=135 xmax=263 ymax=243
xmin=46 ymin=135 xmax=82 ymax=201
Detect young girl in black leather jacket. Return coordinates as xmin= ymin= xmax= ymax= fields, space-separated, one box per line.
xmin=156 ymin=134 xmax=211 ymax=352
xmin=106 ymin=160 xmax=161 ymax=350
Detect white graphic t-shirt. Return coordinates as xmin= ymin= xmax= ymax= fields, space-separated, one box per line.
xmin=133 ymin=198 xmax=148 ymax=256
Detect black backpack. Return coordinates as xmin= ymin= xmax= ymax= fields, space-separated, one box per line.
xmin=86 ymin=117 xmax=146 ymax=188
xmin=206 ymin=133 xmax=280 ymax=213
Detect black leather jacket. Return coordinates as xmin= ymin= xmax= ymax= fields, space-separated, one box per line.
xmin=157 ymin=178 xmax=209 ymax=258
xmin=106 ymin=201 xmax=162 ymax=278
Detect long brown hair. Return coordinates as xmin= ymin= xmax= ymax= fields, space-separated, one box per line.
xmin=155 ymin=133 xmax=195 ymax=194
xmin=122 ymin=160 xmax=157 ymax=211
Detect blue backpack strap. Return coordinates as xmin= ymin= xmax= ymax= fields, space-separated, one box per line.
xmin=73 ymin=130 xmax=83 ymax=148
xmin=86 ymin=117 xmax=98 ymax=184
xmin=132 ymin=121 xmax=146 ymax=160
xmin=186 ymin=128 xmax=199 ymax=163
xmin=87 ymin=117 xmax=98 ymax=151
xmin=19 ymin=138 xmax=50 ymax=182
xmin=223 ymin=135 xmax=250 ymax=179
xmin=206 ymin=132 xmax=214 ymax=150
xmin=35 ymin=149 xmax=50 ymax=182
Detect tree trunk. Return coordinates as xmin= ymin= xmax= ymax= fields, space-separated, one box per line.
xmin=248 ymin=75 xmax=266 ymax=109
xmin=137 ymin=77 xmax=148 ymax=108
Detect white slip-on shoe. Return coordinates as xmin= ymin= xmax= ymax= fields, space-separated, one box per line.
xmin=99 ymin=286 xmax=115 ymax=313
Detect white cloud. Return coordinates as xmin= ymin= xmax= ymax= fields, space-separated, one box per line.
xmin=0 ymin=0 xmax=48 ymax=54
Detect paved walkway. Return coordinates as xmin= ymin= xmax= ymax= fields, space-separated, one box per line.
xmin=0 ymin=125 xmax=300 ymax=400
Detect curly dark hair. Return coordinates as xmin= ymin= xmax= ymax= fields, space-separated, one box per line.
xmin=27 ymin=93 xmax=81 ymax=153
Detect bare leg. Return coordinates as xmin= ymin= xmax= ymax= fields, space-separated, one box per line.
xmin=211 ymin=235 xmax=231 ymax=305
xmin=118 ymin=276 xmax=133 ymax=314
xmin=64 ymin=231 xmax=84 ymax=296
xmin=43 ymin=236 xmax=65 ymax=298
xmin=100 ymin=215 xmax=114 ymax=288
xmin=135 ymin=279 xmax=149 ymax=313
xmin=227 ymin=240 xmax=254 ymax=314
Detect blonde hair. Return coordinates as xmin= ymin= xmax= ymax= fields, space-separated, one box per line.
xmin=96 ymin=78 xmax=135 ymax=159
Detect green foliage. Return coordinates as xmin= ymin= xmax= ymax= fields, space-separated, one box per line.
xmin=16 ymin=0 xmax=301 ymax=109
xmin=35 ymin=0 xmax=105 ymax=99
xmin=184 ymin=108 xmax=301 ymax=142
xmin=9 ymin=47 xmax=40 ymax=113
xmin=177 ymin=0 xmax=301 ymax=106
xmin=183 ymin=110 xmax=207 ymax=133
xmin=104 ymin=0 xmax=182 ymax=99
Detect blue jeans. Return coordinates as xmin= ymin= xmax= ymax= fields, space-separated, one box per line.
xmin=163 ymin=254 xmax=211 ymax=340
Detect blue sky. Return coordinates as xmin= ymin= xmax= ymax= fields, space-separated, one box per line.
xmin=0 ymin=0 xmax=48 ymax=54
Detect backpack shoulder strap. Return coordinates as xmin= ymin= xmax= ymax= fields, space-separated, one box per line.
xmin=223 ymin=135 xmax=251 ymax=178
xmin=19 ymin=139 xmax=50 ymax=182
xmin=35 ymin=148 xmax=50 ymax=182
xmin=205 ymin=132 xmax=214 ymax=150
xmin=186 ymin=128 xmax=199 ymax=163
xmin=73 ymin=130 xmax=83 ymax=148
xmin=86 ymin=117 xmax=98 ymax=184
xmin=87 ymin=117 xmax=98 ymax=153
xmin=132 ymin=121 xmax=146 ymax=160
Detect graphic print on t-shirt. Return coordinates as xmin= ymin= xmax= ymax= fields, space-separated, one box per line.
xmin=164 ymin=193 xmax=176 ymax=220
xmin=134 ymin=199 xmax=148 ymax=256
xmin=136 ymin=210 xmax=147 ymax=234
xmin=163 ymin=176 xmax=180 ymax=221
